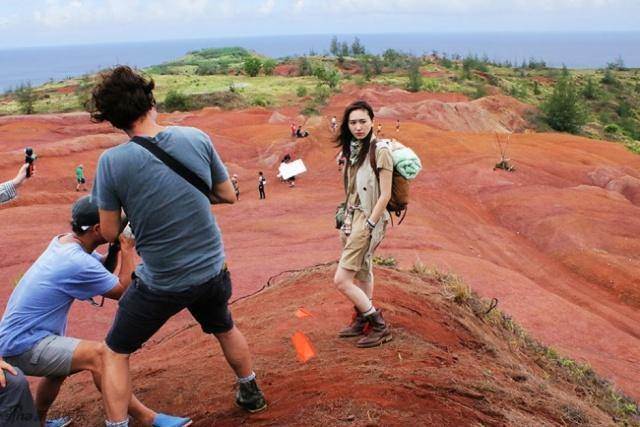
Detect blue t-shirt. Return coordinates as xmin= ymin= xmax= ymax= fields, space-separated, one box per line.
xmin=0 ymin=236 xmax=118 ymax=357
xmin=92 ymin=126 xmax=229 ymax=291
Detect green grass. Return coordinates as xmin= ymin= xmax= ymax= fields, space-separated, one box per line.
xmin=411 ymin=259 xmax=640 ymax=425
xmin=1 ymin=48 xmax=638 ymax=155
xmin=0 ymin=74 xmax=319 ymax=114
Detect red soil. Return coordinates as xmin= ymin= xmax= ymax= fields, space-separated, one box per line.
xmin=49 ymin=267 xmax=624 ymax=426
xmin=1 ymin=87 xmax=639 ymax=420
xmin=272 ymin=64 xmax=298 ymax=77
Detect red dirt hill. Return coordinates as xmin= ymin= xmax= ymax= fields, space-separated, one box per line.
xmin=50 ymin=266 xmax=633 ymax=426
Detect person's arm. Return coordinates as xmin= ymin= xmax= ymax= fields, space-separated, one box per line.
xmin=0 ymin=164 xmax=29 ymax=204
xmin=367 ymin=168 xmax=392 ymax=228
xmin=0 ymin=357 xmax=18 ymax=388
xmin=102 ymin=234 xmax=136 ymax=300
xmin=210 ymin=179 xmax=236 ymax=204
xmin=99 ymin=209 xmax=123 ymax=243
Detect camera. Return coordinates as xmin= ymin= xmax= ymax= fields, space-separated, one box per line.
xmin=24 ymin=147 xmax=37 ymax=178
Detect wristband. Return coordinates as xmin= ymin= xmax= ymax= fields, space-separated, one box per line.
xmin=366 ymin=218 xmax=376 ymax=230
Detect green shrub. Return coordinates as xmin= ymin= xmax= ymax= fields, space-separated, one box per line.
xmin=440 ymin=57 xmax=453 ymax=69
xmin=542 ymin=76 xmax=587 ymax=134
xmin=533 ymin=80 xmax=542 ymax=95
xmin=15 ymin=82 xmax=36 ymax=114
xmin=262 ymin=58 xmax=277 ymax=76
xmin=190 ymin=91 xmax=246 ymax=110
xmin=604 ymin=123 xmax=621 ymax=134
xmin=313 ymin=84 xmax=331 ymax=104
xmin=301 ymin=105 xmax=319 ymax=116
xmin=296 ymin=86 xmax=307 ymax=97
xmin=406 ymin=58 xmax=423 ymax=92
xmin=163 ymin=90 xmax=190 ymax=111
xmin=243 ymin=57 xmax=262 ymax=77
xmin=601 ymin=69 xmax=618 ymax=86
xmin=581 ymin=76 xmax=599 ymax=100
xmin=422 ymin=78 xmax=439 ymax=92
xmin=250 ymin=94 xmax=271 ymax=107
xmin=616 ymin=100 xmax=633 ymax=119
xmin=298 ymin=57 xmax=313 ymax=76
xmin=313 ymin=65 xmax=341 ymax=88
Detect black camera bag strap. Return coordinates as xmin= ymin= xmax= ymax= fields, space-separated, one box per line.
xmin=131 ymin=136 xmax=212 ymax=203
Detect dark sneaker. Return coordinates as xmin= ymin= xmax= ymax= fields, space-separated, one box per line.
xmin=235 ymin=379 xmax=267 ymax=413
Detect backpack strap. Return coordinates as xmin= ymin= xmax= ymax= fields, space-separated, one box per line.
xmin=131 ymin=136 xmax=212 ymax=203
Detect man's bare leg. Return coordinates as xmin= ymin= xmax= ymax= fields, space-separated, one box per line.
xmin=71 ymin=341 xmax=155 ymax=425
xmin=214 ymin=326 xmax=252 ymax=378
xmin=101 ymin=346 xmax=132 ymax=424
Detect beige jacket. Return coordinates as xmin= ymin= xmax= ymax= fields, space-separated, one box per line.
xmin=343 ymin=138 xmax=393 ymax=243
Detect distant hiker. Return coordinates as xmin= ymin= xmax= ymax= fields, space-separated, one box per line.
xmin=331 ymin=116 xmax=337 ymax=133
xmin=290 ymin=123 xmax=296 ymax=137
xmin=231 ymin=174 xmax=240 ymax=200
xmin=0 ymin=361 xmax=39 ymax=427
xmin=90 ymin=66 xmax=266 ymax=427
xmin=0 ymin=196 xmax=187 ymax=427
xmin=278 ymin=155 xmax=296 ymax=187
xmin=333 ymin=100 xmax=393 ymax=348
xmin=395 ymin=119 xmax=400 ymax=132
xmin=0 ymin=164 xmax=30 ymax=204
xmin=376 ymin=122 xmax=383 ymax=136
xmin=258 ymin=172 xmax=266 ymax=199
xmin=75 ymin=164 xmax=87 ymax=192
xmin=277 ymin=154 xmax=290 ymax=183
xmin=296 ymin=125 xmax=309 ymax=138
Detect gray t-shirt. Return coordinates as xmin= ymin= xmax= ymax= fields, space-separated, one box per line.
xmin=92 ymin=126 xmax=229 ymax=291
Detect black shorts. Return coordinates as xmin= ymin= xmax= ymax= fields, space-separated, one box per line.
xmin=105 ymin=267 xmax=234 ymax=354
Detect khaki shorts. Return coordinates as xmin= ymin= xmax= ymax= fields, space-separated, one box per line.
xmin=5 ymin=335 xmax=80 ymax=378
xmin=339 ymin=210 xmax=384 ymax=282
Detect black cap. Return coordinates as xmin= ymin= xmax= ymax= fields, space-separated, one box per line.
xmin=71 ymin=196 xmax=100 ymax=231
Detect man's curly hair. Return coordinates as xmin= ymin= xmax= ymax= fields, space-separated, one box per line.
xmin=89 ymin=66 xmax=156 ymax=131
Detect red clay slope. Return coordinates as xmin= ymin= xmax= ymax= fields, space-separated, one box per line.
xmin=50 ymin=266 xmax=627 ymax=426
xmin=0 ymin=87 xmax=639 ymax=408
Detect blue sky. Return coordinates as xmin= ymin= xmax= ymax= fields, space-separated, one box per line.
xmin=1 ymin=0 xmax=639 ymax=48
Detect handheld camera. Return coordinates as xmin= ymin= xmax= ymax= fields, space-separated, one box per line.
xmin=24 ymin=147 xmax=37 ymax=178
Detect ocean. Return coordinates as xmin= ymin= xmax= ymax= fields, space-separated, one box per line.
xmin=1 ymin=32 xmax=639 ymax=93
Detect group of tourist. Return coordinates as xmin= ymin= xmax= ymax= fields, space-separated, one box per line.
xmin=0 ymin=66 xmax=399 ymax=426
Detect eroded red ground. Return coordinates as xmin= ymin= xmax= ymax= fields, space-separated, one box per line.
xmin=1 ymin=86 xmax=639 ymax=419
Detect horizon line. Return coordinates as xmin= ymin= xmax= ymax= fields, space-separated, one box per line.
xmin=2 ymin=29 xmax=640 ymax=51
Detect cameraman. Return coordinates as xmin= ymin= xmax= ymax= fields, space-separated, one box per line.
xmin=0 ymin=196 xmax=188 ymax=427
xmin=0 ymin=164 xmax=30 ymax=204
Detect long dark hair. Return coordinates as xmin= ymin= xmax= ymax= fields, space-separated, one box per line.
xmin=335 ymin=100 xmax=375 ymax=168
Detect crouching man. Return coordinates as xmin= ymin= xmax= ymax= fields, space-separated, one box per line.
xmin=0 ymin=196 xmax=190 ymax=427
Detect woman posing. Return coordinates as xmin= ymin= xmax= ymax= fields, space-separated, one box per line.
xmin=333 ymin=100 xmax=393 ymax=348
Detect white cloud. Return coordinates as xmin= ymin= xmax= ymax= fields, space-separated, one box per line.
xmin=259 ymin=0 xmax=276 ymax=14
xmin=293 ymin=0 xmax=304 ymax=13
xmin=295 ymin=0 xmax=626 ymax=15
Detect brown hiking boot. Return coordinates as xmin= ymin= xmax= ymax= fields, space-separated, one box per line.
xmin=357 ymin=309 xmax=392 ymax=348
xmin=338 ymin=307 xmax=368 ymax=338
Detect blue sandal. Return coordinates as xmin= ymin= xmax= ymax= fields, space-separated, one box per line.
xmin=153 ymin=413 xmax=192 ymax=427
xmin=45 ymin=417 xmax=72 ymax=427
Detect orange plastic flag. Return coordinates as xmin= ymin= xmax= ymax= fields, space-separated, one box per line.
xmin=294 ymin=308 xmax=313 ymax=318
xmin=291 ymin=331 xmax=316 ymax=363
